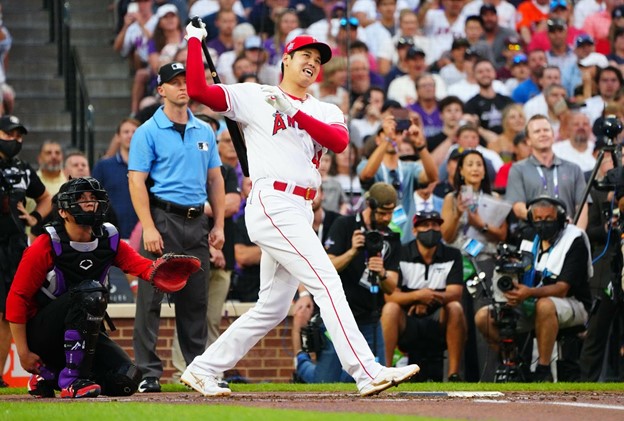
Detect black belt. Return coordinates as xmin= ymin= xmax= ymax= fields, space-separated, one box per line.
xmin=151 ymin=196 xmax=204 ymax=219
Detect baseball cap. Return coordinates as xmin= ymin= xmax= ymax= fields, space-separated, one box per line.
xmin=547 ymin=18 xmax=567 ymax=31
xmin=549 ymin=0 xmax=567 ymax=10
xmin=448 ymin=148 xmax=463 ymax=161
xmin=367 ymin=182 xmax=398 ymax=209
xmin=156 ymin=4 xmax=178 ymax=19
xmin=479 ymin=4 xmax=497 ymax=15
xmin=0 ymin=115 xmax=28 ymax=134
xmin=412 ymin=210 xmax=444 ymax=227
xmin=157 ymin=61 xmax=186 ymax=85
xmin=579 ymin=52 xmax=609 ymax=68
xmin=406 ymin=46 xmax=426 ymax=59
xmin=244 ymin=35 xmax=263 ymax=50
xmin=513 ymin=132 xmax=527 ymax=145
xmin=613 ymin=5 xmax=624 ymax=19
xmin=505 ymin=36 xmax=522 ymax=51
xmin=284 ymin=35 xmax=332 ymax=64
xmin=575 ymin=34 xmax=594 ymax=47
xmin=451 ymin=37 xmax=470 ymax=50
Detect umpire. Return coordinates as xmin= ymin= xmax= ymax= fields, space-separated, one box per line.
xmin=128 ymin=62 xmax=225 ymax=393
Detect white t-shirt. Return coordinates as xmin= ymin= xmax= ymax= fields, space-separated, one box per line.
xmin=552 ymin=140 xmax=596 ymax=172
xmin=461 ymin=0 xmax=518 ymax=30
xmin=423 ymin=10 xmax=466 ymax=56
xmin=387 ymin=74 xmax=448 ymax=106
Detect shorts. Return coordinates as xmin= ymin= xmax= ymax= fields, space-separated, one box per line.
xmin=512 ymin=296 xmax=588 ymax=333
xmin=397 ymin=307 xmax=445 ymax=353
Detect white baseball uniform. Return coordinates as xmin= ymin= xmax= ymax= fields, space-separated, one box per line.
xmin=186 ymin=83 xmax=384 ymax=389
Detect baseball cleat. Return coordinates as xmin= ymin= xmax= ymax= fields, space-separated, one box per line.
xmin=27 ymin=374 xmax=56 ymax=398
xmin=60 ymin=379 xmax=101 ymax=398
xmin=181 ymin=369 xmax=232 ymax=397
xmin=359 ymin=364 xmax=420 ymax=397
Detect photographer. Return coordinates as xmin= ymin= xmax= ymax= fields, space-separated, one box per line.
xmin=0 ymin=115 xmax=52 ymax=388
xmin=475 ymin=196 xmax=592 ymax=382
xmin=295 ymin=182 xmax=401 ymax=383
xmin=381 ymin=211 xmax=466 ymax=381
xmin=358 ymin=113 xmax=438 ymax=245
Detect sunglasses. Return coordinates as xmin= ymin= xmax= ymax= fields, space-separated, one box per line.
xmin=513 ymin=54 xmax=528 ymax=64
xmin=507 ymin=44 xmax=522 ymax=51
xmin=397 ymin=36 xmax=414 ymax=46
xmin=340 ymin=17 xmax=359 ymax=27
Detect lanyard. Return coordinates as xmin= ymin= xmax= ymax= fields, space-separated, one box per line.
xmin=536 ymin=165 xmax=558 ymax=198
xmin=382 ymin=162 xmax=404 ymax=198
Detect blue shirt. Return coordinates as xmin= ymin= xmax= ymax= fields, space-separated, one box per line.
xmin=128 ymin=107 xmax=221 ymax=206
xmin=92 ymin=152 xmax=137 ymax=239
xmin=512 ymin=79 xmax=539 ymax=104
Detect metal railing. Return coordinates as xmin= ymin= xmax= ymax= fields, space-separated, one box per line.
xmin=45 ymin=0 xmax=95 ymax=166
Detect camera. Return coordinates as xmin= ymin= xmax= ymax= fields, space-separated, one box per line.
xmin=596 ymin=115 xmax=623 ymax=140
xmin=491 ymin=243 xmax=534 ymax=304
xmin=300 ymin=312 xmax=324 ymax=354
xmin=364 ymin=230 xmax=385 ymax=256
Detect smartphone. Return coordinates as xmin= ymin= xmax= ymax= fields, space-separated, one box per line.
xmin=391 ymin=108 xmax=411 ymax=132
xmin=460 ymin=185 xmax=474 ymax=206
xmin=127 ymin=2 xmax=139 ymax=14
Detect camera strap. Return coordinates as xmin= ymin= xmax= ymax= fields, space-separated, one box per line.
xmin=536 ymin=165 xmax=559 ymax=198
xmin=382 ymin=162 xmax=403 ymax=199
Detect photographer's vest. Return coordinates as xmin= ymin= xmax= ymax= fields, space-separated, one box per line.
xmin=38 ymin=223 xmax=120 ymax=301
xmin=535 ymin=224 xmax=593 ymax=280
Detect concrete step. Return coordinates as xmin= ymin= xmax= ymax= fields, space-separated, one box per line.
xmin=84 ymin=78 xmax=133 ymax=97
xmin=9 ymin=44 xmax=60 ymax=60
xmin=10 ymin=78 xmax=65 ymax=95
xmin=23 ymin=112 xmax=72 ymax=131
xmin=6 ymin=57 xmax=60 ymax=77
xmin=14 ymin=98 xmax=66 ymax=114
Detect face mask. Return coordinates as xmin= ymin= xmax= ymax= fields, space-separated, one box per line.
xmin=533 ymin=220 xmax=561 ymax=242
xmin=0 ymin=139 xmax=22 ymax=159
xmin=417 ymin=229 xmax=441 ymax=248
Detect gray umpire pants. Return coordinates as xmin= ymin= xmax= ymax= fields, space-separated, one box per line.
xmin=133 ymin=206 xmax=210 ymax=379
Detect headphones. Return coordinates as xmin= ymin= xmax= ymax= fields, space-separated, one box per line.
xmin=526 ymin=195 xmax=567 ymax=229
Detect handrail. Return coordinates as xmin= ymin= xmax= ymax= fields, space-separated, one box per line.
xmin=46 ymin=0 xmax=96 ymax=166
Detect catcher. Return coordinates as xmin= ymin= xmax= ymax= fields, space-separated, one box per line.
xmin=6 ymin=177 xmax=200 ymax=399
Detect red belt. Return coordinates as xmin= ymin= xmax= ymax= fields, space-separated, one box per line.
xmin=273 ymin=181 xmax=317 ymax=200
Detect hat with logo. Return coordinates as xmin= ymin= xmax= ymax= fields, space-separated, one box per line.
xmin=547 ymin=18 xmax=567 ymax=30
xmin=0 ymin=115 xmax=28 ymax=134
xmin=480 ymin=4 xmax=497 ymax=15
xmin=613 ymin=5 xmax=624 ymax=19
xmin=157 ymin=61 xmax=186 ymax=85
xmin=156 ymin=4 xmax=178 ymax=19
xmin=412 ymin=210 xmax=444 ymax=227
xmin=575 ymin=34 xmax=595 ymax=47
xmin=284 ymin=35 xmax=332 ymax=64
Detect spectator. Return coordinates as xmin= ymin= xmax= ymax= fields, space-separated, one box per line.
xmin=200 ymin=0 xmax=247 ymax=42
xmin=36 ymin=140 xmax=66 ymax=195
xmin=427 ymin=96 xmax=464 ymax=166
xmin=295 ymin=182 xmax=401 ymax=383
xmin=583 ymin=0 xmax=621 ymax=53
xmin=493 ymin=131 xmax=532 ymax=192
xmin=475 ymin=195 xmax=592 ymax=382
xmin=113 ymin=0 xmax=157 ymax=75
xmin=263 ymin=8 xmax=300 ymax=66
xmin=584 ymin=65 xmax=624 ymax=124
xmin=528 ymin=0 xmax=585 ymax=52
xmin=381 ymin=210 xmax=465 ymax=381
xmin=231 ymin=198 xmax=261 ymax=302
xmin=465 ymin=58 xmax=514 ymax=135
xmin=542 ymin=83 xmax=571 ymax=139
xmin=358 ymin=115 xmax=438 ymax=244
xmin=248 ymin=0 xmax=288 ymax=39
xmin=561 ymin=34 xmax=598 ymax=97
xmin=308 ymin=57 xmax=349 ymax=115
xmin=92 ymin=118 xmax=141 ymax=240
xmin=433 ymin=148 xmax=463 ymax=200
xmin=574 ymin=0 xmax=606 ymax=29
xmin=496 ymin=36 xmax=526 ymax=81
xmin=363 ymin=0 xmax=397 ymax=75
xmin=349 ymin=87 xmax=385 ymax=151
xmin=607 ymin=27 xmax=624 ymax=64
xmin=477 ymin=3 xmax=519 ymax=69
xmin=504 ymin=53 xmax=530 ymax=93
xmin=332 ymin=142 xmax=366 ymax=214
xmin=409 ymin=74 xmax=443 ymax=138
xmin=505 ymin=114 xmax=589 ymax=229
xmin=447 ymin=50 xmax=510 ymax=103
xmin=0 ymin=115 xmax=52 ymax=388
xmin=215 ymin=23 xmax=256 ymax=85
xmin=552 ymin=112 xmax=597 ymax=171
xmin=297 ymin=0 xmax=329 ymax=29
xmin=384 ymin=36 xmax=414 ymax=91
xmin=241 ymin=35 xmax=280 ymax=85
xmin=63 ymin=150 xmax=90 ymax=179
xmin=392 ymin=9 xmax=436 ymax=66
xmin=128 ymin=62 xmax=225 ymax=393
xmin=206 ymin=9 xmax=238 ymax=57
xmin=440 ymin=38 xmax=471 ymax=86
xmin=516 ymin=0 xmax=550 ymax=45
xmin=347 ymin=53 xmax=376 ymax=106
xmin=544 ymin=18 xmax=578 ymax=69
xmin=462 ymin=0 xmax=518 ymax=31
xmin=0 ymin=4 xmax=14 ymax=115
xmin=512 ymin=49 xmax=548 ymax=103
xmin=387 ymin=47 xmax=447 ymax=107
xmin=421 ymin=0 xmax=467 ymax=62
xmin=490 ymin=103 xmax=526 ymax=163
xmin=523 ymin=65 xmax=563 ymax=120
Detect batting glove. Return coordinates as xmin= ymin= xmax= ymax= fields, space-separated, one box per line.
xmin=185 ymin=20 xmax=207 ymax=41
xmin=261 ymin=85 xmax=299 ymax=117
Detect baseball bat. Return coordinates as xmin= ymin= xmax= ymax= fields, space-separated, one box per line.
xmin=190 ymin=17 xmax=250 ymax=177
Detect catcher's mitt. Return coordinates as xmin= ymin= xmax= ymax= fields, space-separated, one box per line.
xmin=148 ymin=253 xmax=202 ymax=293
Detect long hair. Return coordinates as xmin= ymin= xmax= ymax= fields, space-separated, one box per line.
xmin=453 ymin=149 xmax=492 ymax=195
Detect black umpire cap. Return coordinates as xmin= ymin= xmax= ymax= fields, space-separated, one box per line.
xmin=158 ymin=62 xmax=186 ymax=85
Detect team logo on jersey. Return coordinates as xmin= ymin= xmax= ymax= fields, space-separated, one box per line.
xmin=197 ymin=142 xmax=210 ymax=151
xmin=271 ymin=112 xmax=297 ymax=136
xmin=79 ymin=259 xmax=94 ymax=270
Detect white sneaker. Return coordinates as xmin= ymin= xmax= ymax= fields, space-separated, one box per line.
xmin=359 ymin=364 xmax=420 ymax=397
xmin=181 ymin=369 xmax=232 ymax=397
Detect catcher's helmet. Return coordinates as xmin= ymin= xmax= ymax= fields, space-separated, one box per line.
xmin=57 ymin=177 xmax=110 ymax=227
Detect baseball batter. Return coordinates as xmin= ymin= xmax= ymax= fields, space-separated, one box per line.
xmin=181 ymin=22 xmax=420 ymax=397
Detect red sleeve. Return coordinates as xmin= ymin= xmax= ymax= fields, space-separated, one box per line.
xmin=293 ymin=111 xmax=349 ymax=153
xmin=6 ymin=236 xmax=54 ymax=324
xmin=186 ymin=38 xmax=228 ymax=112
xmin=113 ymin=241 xmax=155 ymax=281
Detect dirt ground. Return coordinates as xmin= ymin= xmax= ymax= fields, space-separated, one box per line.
xmin=2 ymin=390 xmax=624 ymax=420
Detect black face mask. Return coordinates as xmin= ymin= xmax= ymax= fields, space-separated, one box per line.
xmin=533 ymin=220 xmax=561 ymax=242
xmin=417 ymin=229 xmax=442 ymax=248
xmin=0 ymin=139 xmax=22 ymax=159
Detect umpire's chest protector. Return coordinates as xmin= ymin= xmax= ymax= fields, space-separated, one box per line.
xmin=42 ymin=223 xmax=120 ymax=297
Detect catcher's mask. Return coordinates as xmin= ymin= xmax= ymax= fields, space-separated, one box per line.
xmin=57 ymin=177 xmax=110 ymax=227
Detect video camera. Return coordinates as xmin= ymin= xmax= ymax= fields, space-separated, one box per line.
xmin=491 ymin=243 xmax=535 ymax=304
xmin=300 ymin=312 xmax=324 ymax=354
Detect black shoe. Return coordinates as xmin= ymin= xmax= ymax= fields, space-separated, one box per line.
xmin=532 ymin=365 xmax=554 ymax=383
xmin=0 ymin=377 xmax=8 ymax=388
xmin=448 ymin=373 xmax=463 ymax=382
xmin=138 ymin=377 xmax=161 ymax=393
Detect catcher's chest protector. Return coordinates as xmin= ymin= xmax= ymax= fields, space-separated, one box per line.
xmin=41 ymin=223 xmax=120 ymax=298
